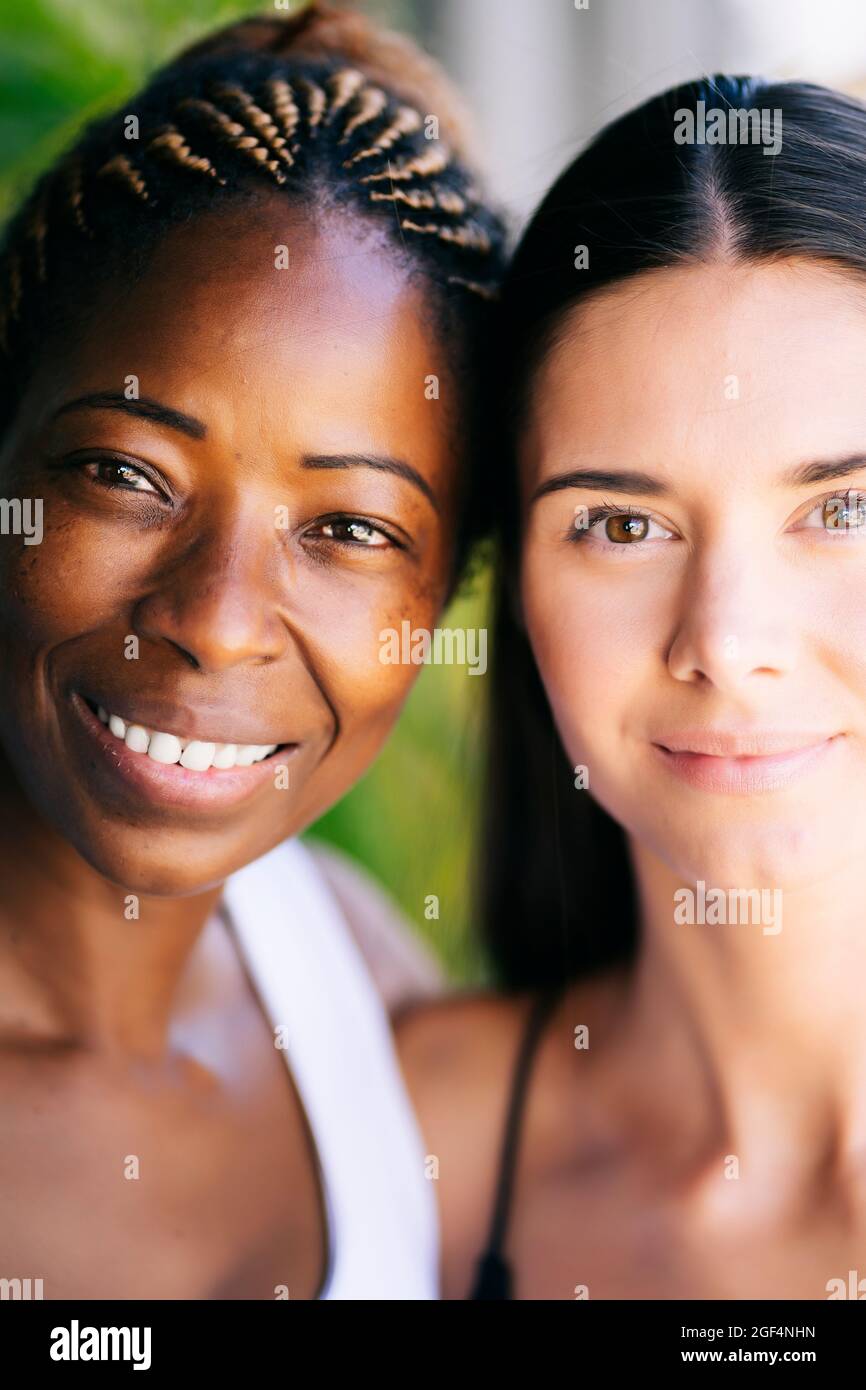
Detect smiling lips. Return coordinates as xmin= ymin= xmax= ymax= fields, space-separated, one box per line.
xmin=69 ymin=692 xmax=295 ymax=812
xmin=654 ymin=729 xmax=837 ymax=758
xmin=652 ymin=729 xmax=842 ymax=793
xmin=94 ymin=702 xmax=279 ymax=772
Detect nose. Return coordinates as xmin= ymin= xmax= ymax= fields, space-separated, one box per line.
xmin=666 ymin=535 xmax=797 ymax=693
xmin=132 ymin=510 xmax=292 ymax=673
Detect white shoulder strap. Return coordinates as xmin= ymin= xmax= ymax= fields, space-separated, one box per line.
xmin=219 ymin=837 xmax=439 ymax=1299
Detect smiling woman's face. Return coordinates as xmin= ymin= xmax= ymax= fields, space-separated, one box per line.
xmin=519 ymin=258 xmax=866 ymax=888
xmin=0 ymin=198 xmax=459 ymax=893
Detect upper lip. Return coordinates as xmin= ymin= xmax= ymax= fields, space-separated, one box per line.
xmin=76 ymin=690 xmax=290 ymax=748
xmin=653 ymin=730 xmax=838 ymax=758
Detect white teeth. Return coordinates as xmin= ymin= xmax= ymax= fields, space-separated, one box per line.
xmin=125 ymin=724 xmax=150 ymax=754
xmin=212 ymin=743 xmax=238 ymax=769
xmin=97 ymin=704 xmax=278 ymax=773
xmin=179 ymin=741 xmax=215 ymax=771
xmin=148 ymin=732 xmax=183 ymax=765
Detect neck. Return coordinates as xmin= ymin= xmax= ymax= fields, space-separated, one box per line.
xmin=0 ymin=768 xmax=224 ymax=1060
xmin=624 ymin=835 xmax=866 ymax=1209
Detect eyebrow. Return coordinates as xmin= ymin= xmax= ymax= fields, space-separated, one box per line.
xmin=54 ymin=391 xmax=207 ymax=440
xmin=302 ymin=453 xmax=439 ymax=512
xmin=531 ymin=468 xmax=667 ymax=504
xmin=781 ymin=454 xmax=866 ymax=487
xmin=530 ymin=456 xmax=866 ymax=504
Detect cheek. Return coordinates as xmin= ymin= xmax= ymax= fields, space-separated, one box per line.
xmin=289 ymin=567 xmax=445 ymax=823
xmin=521 ymin=545 xmax=661 ymax=767
xmin=303 ymin=560 xmax=445 ymax=737
xmin=0 ymin=513 xmax=132 ymax=648
xmin=0 ymin=517 xmax=146 ymax=780
xmin=818 ymin=566 xmax=866 ymax=691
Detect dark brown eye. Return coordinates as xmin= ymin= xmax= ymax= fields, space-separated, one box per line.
xmin=93 ymin=461 xmax=158 ymax=494
xmin=571 ymin=507 xmax=674 ymax=548
xmin=317 ymin=518 xmax=390 ymax=547
xmin=85 ymin=459 xmax=159 ymax=494
xmin=605 ymin=513 xmax=649 ymax=543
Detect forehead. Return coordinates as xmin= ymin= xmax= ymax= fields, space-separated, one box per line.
xmin=35 ymin=198 xmax=452 ymax=468
xmin=525 ymin=258 xmax=866 ymax=490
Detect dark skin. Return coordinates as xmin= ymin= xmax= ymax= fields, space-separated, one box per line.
xmin=0 ymin=196 xmax=460 ymax=1298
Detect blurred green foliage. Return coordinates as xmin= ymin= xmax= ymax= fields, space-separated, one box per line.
xmin=0 ymin=0 xmax=489 ymax=981
xmin=0 ymin=0 xmax=257 ymax=221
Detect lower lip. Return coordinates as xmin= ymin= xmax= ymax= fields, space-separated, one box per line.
xmin=69 ymin=691 xmax=298 ymax=812
xmin=652 ymin=737 xmax=841 ymax=794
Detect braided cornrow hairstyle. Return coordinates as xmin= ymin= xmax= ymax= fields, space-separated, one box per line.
xmin=0 ymin=2 xmax=507 ymax=571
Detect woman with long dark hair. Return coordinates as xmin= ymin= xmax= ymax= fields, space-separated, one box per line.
xmin=398 ymin=75 xmax=866 ymax=1299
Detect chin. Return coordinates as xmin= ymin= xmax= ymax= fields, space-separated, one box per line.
xmin=61 ymin=817 xmax=275 ymax=898
xmin=644 ymin=811 xmax=848 ymax=894
xmin=81 ymin=841 xmax=234 ymax=897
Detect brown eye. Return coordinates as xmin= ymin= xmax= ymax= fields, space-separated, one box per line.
xmin=318 ymin=518 xmax=391 ymax=547
xmin=605 ymin=513 xmax=649 ymax=543
xmin=570 ymin=506 xmax=674 ymax=548
xmin=85 ymin=459 xmax=159 ymax=494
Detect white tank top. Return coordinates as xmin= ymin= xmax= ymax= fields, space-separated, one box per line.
xmin=217 ymin=836 xmax=439 ymax=1300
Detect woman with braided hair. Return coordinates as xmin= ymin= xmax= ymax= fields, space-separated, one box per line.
xmin=0 ymin=3 xmax=505 ymax=1299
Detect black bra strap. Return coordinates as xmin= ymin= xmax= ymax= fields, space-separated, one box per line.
xmin=469 ymin=985 xmax=562 ymax=1298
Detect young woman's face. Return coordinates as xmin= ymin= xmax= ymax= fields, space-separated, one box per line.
xmin=0 ymin=199 xmax=460 ymax=893
xmin=519 ymin=259 xmax=866 ymax=888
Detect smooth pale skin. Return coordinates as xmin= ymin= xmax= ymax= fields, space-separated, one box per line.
xmin=397 ymin=259 xmax=866 ymax=1299
xmin=0 ymin=197 xmax=456 ymax=1298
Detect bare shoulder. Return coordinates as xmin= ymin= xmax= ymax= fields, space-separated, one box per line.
xmin=393 ymin=970 xmax=632 ymax=1298
xmin=393 ymin=988 xmax=540 ymax=1297
xmin=393 ymin=987 xmax=527 ymax=1090
xmin=392 ymin=988 xmax=531 ymax=1190
xmin=392 ymin=970 xmax=624 ymax=1116
xmin=305 ymin=838 xmax=446 ymax=1012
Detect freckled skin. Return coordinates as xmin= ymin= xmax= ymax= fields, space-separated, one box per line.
xmin=0 ymin=197 xmax=463 ymax=1298
xmin=398 ymin=259 xmax=866 ymax=1300
xmin=0 ymin=199 xmax=460 ymax=894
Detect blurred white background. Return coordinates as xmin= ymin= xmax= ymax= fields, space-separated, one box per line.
xmin=421 ymin=0 xmax=866 ymax=225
